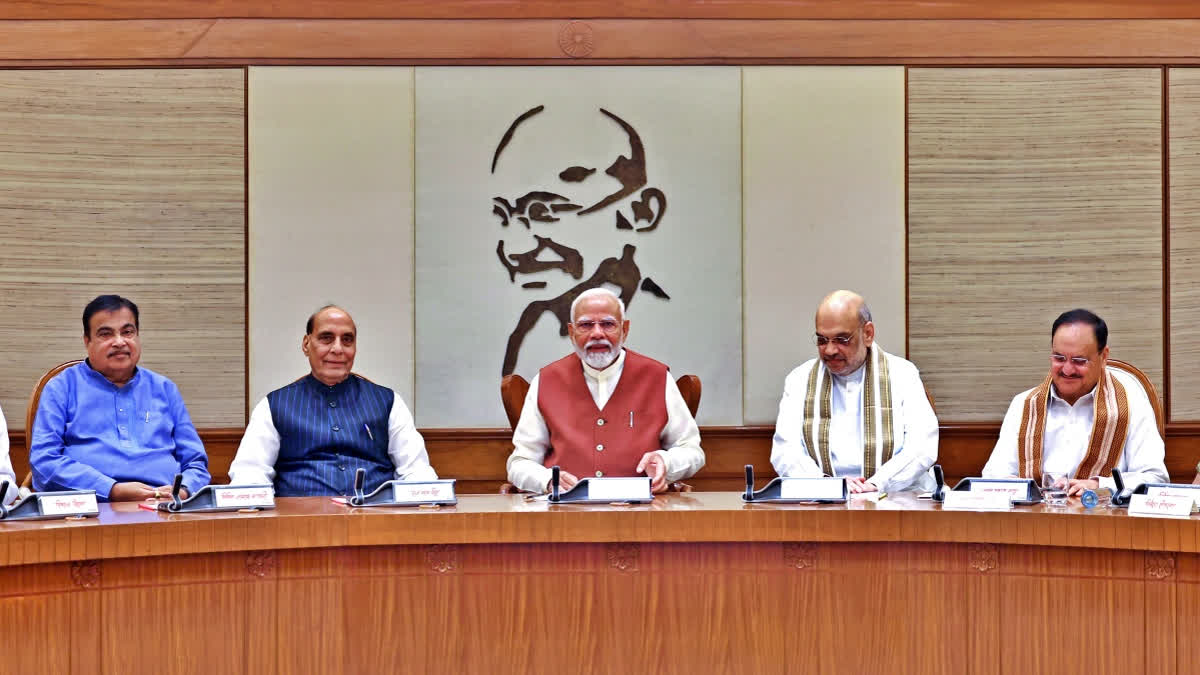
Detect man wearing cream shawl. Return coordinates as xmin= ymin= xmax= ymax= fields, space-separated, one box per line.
xmin=771 ymin=290 xmax=939 ymax=493
xmin=983 ymin=309 xmax=1167 ymax=495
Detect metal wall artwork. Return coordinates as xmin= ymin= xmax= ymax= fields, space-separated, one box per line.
xmin=491 ymin=106 xmax=670 ymax=375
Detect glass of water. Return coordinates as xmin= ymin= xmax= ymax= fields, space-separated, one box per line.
xmin=1042 ymin=472 xmax=1069 ymax=507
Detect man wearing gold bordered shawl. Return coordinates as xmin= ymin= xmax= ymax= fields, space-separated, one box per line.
xmin=983 ymin=309 xmax=1167 ymax=495
xmin=771 ymin=290 xmax=939 ymax=493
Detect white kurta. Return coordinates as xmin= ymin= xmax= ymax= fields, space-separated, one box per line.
xmin=506 ymin=349 xmax=705 ymax=493
xmin=228 ymin=392 xmax=437 ymax=486
xmin=983 ymin=368 xmax=1168 ymax=491
xmin=0 ymin=404 xmax=16 ymax=505
xmin=770 ymin=353 xmax=940 ymax=493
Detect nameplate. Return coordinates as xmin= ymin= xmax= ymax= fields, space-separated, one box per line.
xmin=212 ymin=486 xmax=275 ymax=509
xmin=941 ymin=491 xmax=1011 ymax=511
xmin=38 ymin=492 xmax=99 ymax=517
xmin=586 ymin=477 xmax=652 ymax=502
xmin=1144 ymin=486 xmax=1200 ymax=512
xmin=779 ymin=477 xmax=846 ymax=501
xmin=967 ymin=481 xmax=1029 ymax=499
xmin=392 ymin=481 xmax=456 ymax=505
xmin=1129 ymin=493 xmax=1193 ymax=518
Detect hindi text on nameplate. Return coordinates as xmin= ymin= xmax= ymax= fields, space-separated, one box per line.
xmin=587 ymin=477 xmax=652 ymax=501
xmin=1129 ymin=493 xmax=1193 ymax=518
xmin=1145 ymin=486 xmax=1200 ymax=511
xmin=942 ymin=491 xmax=1011 ymax=511
xmin=38 ymin=493 xmax=99 ymax=517
xmin=779 ymin=478 xmax=845 ymax=501
xmin=213 ymin=486 xmax=276 ymax=509
xmin=392 ymin=482 xmax=455 ymax=504
xmin=967 ymin=481 xmax=1028 ymax=499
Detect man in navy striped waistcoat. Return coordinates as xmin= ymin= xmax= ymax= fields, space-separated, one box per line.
xmin=228 ymin=305 xmax=436 ymax=496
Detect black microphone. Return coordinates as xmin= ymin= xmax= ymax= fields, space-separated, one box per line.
xmin=0 ymin=480 xmax=9 ymax=518
xmin=352 ymin=468 xmax=367 ymax=506
xmin=550 ymin=465 xmax=561 ymax=502
xmin=168 ymin=473 xmax=185 ymax=511
xmin=931 ymin=464 xmax=946 ymax=502
xmin=744 ymin=465 xmax=755 ymax=501
xmin=1111 ymin=468 xmax=1129 ymax=506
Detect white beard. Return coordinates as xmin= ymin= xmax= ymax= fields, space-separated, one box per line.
xmin=575 ymin=338 xmax=622 ymax=370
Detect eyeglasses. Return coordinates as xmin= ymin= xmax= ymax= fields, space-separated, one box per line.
xmin=574 ymin=320 xmax=621 ymax=333
xmin=94 ymin=326 xmax=138 ymax=341
xmin=1051 ymin=354 xmax=1090 ymax=367
xmin=813 ymin=333 xmax=855 ymax=347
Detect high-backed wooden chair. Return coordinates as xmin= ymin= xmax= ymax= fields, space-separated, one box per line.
xmin=22 ymin=359 xmax=84 ymax=489
xmin=1107 ymin=358 xmax=1164 ymax=438
xmin=498 ymin=372 xmax=702 ymax=493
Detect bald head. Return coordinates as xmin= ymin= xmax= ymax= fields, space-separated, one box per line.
xmin=814 ymin=290 xmax=874 ymax=376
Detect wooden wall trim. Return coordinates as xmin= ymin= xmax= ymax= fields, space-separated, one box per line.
xmin=3 ymin=19 xmax=1200 ymax=64
xmin=3 ymin=1 xmax=1200 ymax=21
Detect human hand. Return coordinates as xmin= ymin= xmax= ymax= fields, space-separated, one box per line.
xmin=109 ymin=482 xmax=159 ymax=502
xmin=546 ymin=470 xmax=579 ymax=493
xmin=636 ymin=452 xmax=668 ymax=493
xmin=846 ymin=477 xmax=878 ymax=493
xmin=1067 ymin=478 xmax=1099 ymax=497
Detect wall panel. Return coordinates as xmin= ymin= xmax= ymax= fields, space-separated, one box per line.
xmin=1169 ymin=68 xmax=1200 ymax=420
xmin=0 ymin=69 xmax=245 ymax=429
xmin=909 ymin=68 xmax=1162 ymax=421
xmin=742 ymin=66 xmax=906 ymax=424
xmin=248 ymin=67 xmax=416 ymax=409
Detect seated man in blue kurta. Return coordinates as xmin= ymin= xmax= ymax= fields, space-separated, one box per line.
xmin=31 ymin=295 xmax=211 ymax=502
xmin=228 ymin=305 xmax=437 ymax=496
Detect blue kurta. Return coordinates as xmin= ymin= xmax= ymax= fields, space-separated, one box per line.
xmin=30 ymin=361 xmax=210 ymax=500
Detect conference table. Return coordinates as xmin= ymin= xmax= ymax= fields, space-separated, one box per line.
xmin=0 ymin=492 xmax=1195 ymax=675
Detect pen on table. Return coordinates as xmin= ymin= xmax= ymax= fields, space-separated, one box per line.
xmin=877 ymin=492 xmax=888 ymax=501
xmin=363 ymin=423 xmax=374 ymax=441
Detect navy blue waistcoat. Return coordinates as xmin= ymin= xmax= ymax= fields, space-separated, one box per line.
xmin=267 ymin=374 xmax=395 ymax=497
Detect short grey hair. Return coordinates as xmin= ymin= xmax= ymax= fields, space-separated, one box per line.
xmin=570 ymin=287 xmax=626 ymax=322
xmin=858 ymin=302 xmax=872 ymax=325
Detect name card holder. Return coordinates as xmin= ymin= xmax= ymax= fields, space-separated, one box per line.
xmin=949 ymin=477 xmax=1042 ymax=506
xmin=1111 ymin=471 xmax=1200 ymax=512
xmin=348 ymin=469 xmax=457 ymax=507
xmin=741 ymin=465 xmax=848 ymax=504
xmin=548 ymin=477 xmax=653 ymax=504
xmin=158 ymin=481 xmax=276 ymax=514
xmin=941 ymin=491 xmax=1012 ymax=511
xmin=1129 ymin=493 xmax=1193 ymax=518
xmin=0 ymin=482 xmax=99 ymax=521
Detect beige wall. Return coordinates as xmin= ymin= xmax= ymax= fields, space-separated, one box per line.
xmin=1170 ymin=68 xmax=1200 ymax=421
xmin=743 ymin=66 xmax=906 ymax=424
xmin=909 ymin=68 xmax=1163 ymax=421
xmin=248 ymin=67 xmax=417 ymax=409
xmin=3 ymin=65 xmax=1194 ymax=429
xmin=0 ymin=69 xmax=244 ymax=430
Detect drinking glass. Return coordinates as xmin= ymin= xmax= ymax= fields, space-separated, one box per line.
xmin=1042 ymin=472 xmax=1068 ymax=507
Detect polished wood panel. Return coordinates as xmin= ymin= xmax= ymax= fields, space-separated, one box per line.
xmin=0 ymin=69 xmax=246 ymax=429
xmin=3 ymin=1 xmax=1200 ymax=21
xmin=3 ymin=19 xmax=1200 ymax=63
xmin=909 ymin=68 xmax=1163 ymax=421
xmin=0 ymin=494 xmax=1196 ymax=674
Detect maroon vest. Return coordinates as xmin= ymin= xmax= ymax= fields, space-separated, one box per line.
xmin=538 ymin=349 xmax=669 ymax=478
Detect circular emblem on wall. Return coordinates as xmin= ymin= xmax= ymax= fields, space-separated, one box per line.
xmin=558 ymin=21 xmax=596 ymax=58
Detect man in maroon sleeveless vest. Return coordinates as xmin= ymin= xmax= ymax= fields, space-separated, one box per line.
xmin=506 ymin=288 xmax=704 ymax=493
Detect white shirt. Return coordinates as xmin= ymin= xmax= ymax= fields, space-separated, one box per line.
xmin=229 ymin=390 xmax=437 ymax=486
xmin=506 ymin=349 xmax=705 ymax=493
xmin=983 ymin=368 xmax=1168 ymax=491
xmin=770 ymin=354 xmax=940 ymax=493
xmin=0 ymin=404 xmax=16 ymax=505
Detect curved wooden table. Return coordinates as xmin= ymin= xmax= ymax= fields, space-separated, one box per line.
xmin=0 ymin=493 xmax=1194 ymax=674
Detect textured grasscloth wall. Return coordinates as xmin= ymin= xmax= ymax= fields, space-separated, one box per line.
xmin=742 ymin=66 xmax=906 ymax=425
xmin=909 ymin=68 xmax=1162 ymax=422
xmin=248 ymin=67 xmax=416 ymax=410
xmin=1170 ymin=68 xmax=1200 ymax=421
xmin=0 ymin=69 xmax=245 ymax=429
